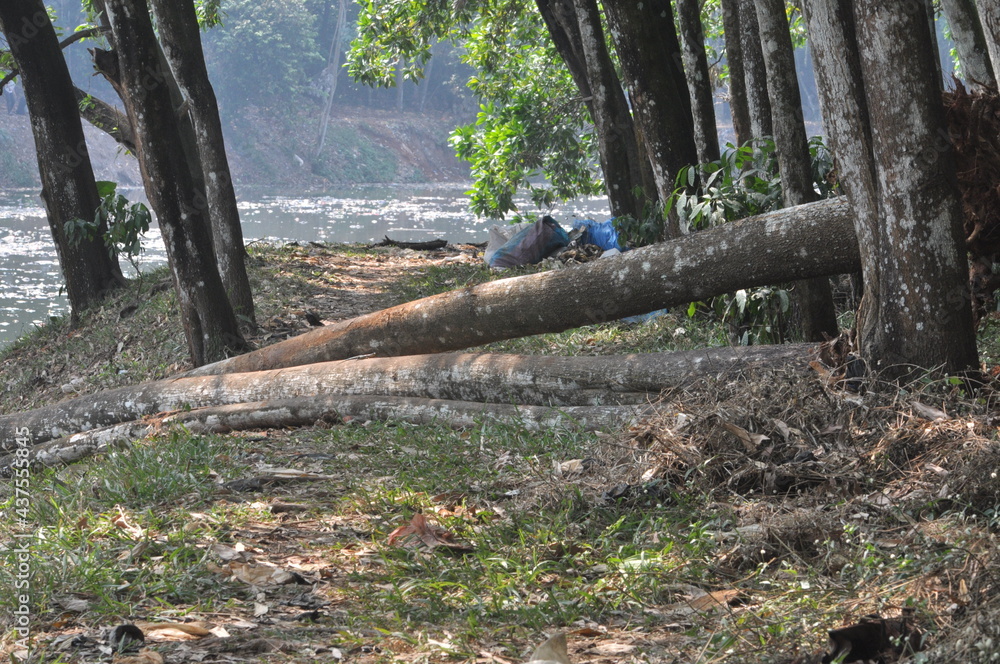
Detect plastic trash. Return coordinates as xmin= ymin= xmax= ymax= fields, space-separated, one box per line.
xmin=484 ymin=221 xmax=533 ymax=266
xmin=486 ymin=216 xmax=570 ymax=269
xmin=571 ymin=219 xmax=621 ymax=251
xmin=621 ymin=308 xmax=670 ymax=325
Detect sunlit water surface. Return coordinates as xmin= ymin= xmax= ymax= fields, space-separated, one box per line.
xmin=0 ymin=183 xmax=609 ymax=346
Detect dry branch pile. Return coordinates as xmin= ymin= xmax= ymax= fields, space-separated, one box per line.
xmin=600 ymin=367 xmax=1000 ymax=661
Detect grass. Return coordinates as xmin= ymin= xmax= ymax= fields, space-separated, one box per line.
xmin=1 ymin=244 xmax=999 ymax=663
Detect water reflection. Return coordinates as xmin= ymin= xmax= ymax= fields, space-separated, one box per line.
xmin=0 ymin=184 xmax=610 ymax=346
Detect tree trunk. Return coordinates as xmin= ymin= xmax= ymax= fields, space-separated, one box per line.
xmin=396 ymin=58 xmax=405 ymax=111
xmin=720 ymin=0 xmax=753 ymax=147
xmin=315 ymin=0 xmax=347 ymax=154
xmin=940 ymin=0 xmax=996 ymax=88
xmin=976 ymin=0 xmax=1000 ymax=84
xmin=573 ymin=0 xmax=655 ymax=220
xmin=179 ymin=198 xmax=859 ymax=377
xmin=753 ymin=0 xmax=839 ymax=342
xmin=0 ymin=397 xmax=652 ymax=470
xmin=535 ymin=0 xmax=655 ymax=219
xmin=0 ymin=0 xmax=125 ymax=321
xmin=73 ymin=87 xmax=136 ymax=152
xmin=738 ymin=0 xmax=773 ymax=140
xmin=927 ymin=0 xmax=946 ymax=88
xmin=418 ymin=42 xmax=435 ymax=112
xmin=676 ymin=0 xmax=721 ymax=164
xmin=603 ymin=0 xmax=699 ymax=236
xmin=101 ymin=0 xmax=248 ymax=366
xmin=0 ymin=345 xmax=814 ymax=450
xmin=808 ymin=0 xmax=979 ymax=377
xmin=149 ymin=0 xmax=257 ymax=329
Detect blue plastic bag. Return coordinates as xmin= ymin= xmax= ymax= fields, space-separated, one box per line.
xmin=572 ymin=219 xmax=620 ymax=251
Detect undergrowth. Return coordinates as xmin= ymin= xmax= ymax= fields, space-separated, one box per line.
xmin=0 ymin=244 xmax=999 ymax=664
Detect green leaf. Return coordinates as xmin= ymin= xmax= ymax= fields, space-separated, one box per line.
xmin=95 ymin=181 xmax=117 ymax=198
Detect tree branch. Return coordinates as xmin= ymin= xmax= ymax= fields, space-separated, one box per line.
xmin=74 ymin=86 xmax=135 ymax=151
xmin=1 ymin=26 xmax=104 ymax=93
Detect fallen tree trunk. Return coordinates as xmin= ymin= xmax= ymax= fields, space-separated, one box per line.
xmin=185 ymin=198 xmax=857 ymax=377
xmin=0 ymin=345 xmax=814 ymax=450
xmin=0 ymin=396 xmax=649 ymax=472
xmin=371 ymin=236 xmax=449 ymax=250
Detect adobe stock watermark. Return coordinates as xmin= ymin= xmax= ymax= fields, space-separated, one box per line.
xmin=8 ymin=427 xmax=34 ymax=657
xmin=1 ymin=11 xmax=51 ymax=49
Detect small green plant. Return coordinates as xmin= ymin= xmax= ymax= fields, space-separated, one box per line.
xmin=713 ymin=285 xmax=792 ymax=346
xmin=64 ymin=181 xmax=151 ymax=274
xmin=611 ymin=192 xmax=666 ymax=248
xmin=666 ymin=137 xmax=839 ymax=344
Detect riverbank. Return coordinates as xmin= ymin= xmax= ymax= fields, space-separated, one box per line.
xmin=1 ymin=244 xmax=1000 ymax=663
xmin=0 ymin=103 xmax=468 ymax=191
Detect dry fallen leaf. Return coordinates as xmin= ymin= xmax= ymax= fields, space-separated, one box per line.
xmin=211 ymin=542 xmax=251 ymax=562
xmin=112 ymin=650 xmax=163 ymax=664
xmin=55 ymin=597 xmax=90 ymax=613
xmin=136 ymin=622 xmax=212 ymax=641
xmin=685 ymin=588 xmax=743 ymax=611
xmin=528 ymin=632 xmax=570 ymax=664
xmin=556 ymin=459 xmax=590 ymax=477
xmin=111 ymin=506 xmax=145 ymax=538
xmin=911 ymin=401 xmax=949 ymax=421
xmin=721 ymin=422 xmax=769 ymax=453
xmin=211 ymin=561 xmax=305 ymax=586
xmin=386 ymin=513 xmax=473 ymax=551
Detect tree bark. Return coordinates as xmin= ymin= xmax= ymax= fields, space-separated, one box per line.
xmin=572 ymin=0 xmax=655 ymax=220
xmin=535 ymin=0 xmax=655 ymax=219
xmin=73 ymin=87 xmax=136 ymax=152
xmin=940 ymin=0 xmax=996 ymax=88
xmin=808 ymin=0 xmax=979 ymax=377
xmin=976 ymin=0 xmax=1000 ymax=84
xmin=100 ymin=0 xmax=248 ymax=366
xmin=178 ymin=198 xmax=859 ymax=377
xmin=676 ymin=0 xmax=721 ymax=164
xmin=720 ymin=0 xmax=753 ymax=147
xmin=149 ymin=0 xmax=257 ymax=329
xmin=0 ymin=0 xmax=125 ymax=321
xmin=0 ymin=345 xmax=815 ymax=451
xmin=753 ymin=0 xmax=839 ymax=342
xmin=737 ymin=0 xmax=773 ymax=140
xmin=925 ymin=0 xmax=944 ymax=87
xmin=604 ymin=0 xmax=698 ymax=236
xmin=315 ymin=0 xmax=347 ymax=155
xmin=0 ymin=398 xmax=653 ymax=471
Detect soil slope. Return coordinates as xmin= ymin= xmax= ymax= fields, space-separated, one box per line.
xmin=0 ymin=103 xmax=469 ymax=190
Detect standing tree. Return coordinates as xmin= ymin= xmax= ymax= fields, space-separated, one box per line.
xmin=737 ymin=0 xmax=773 ymax=140
xmin=100 ymin=0 xmax=248 ymax=366
xmin=720 ymin=0 xmax=753 ymax=146
xmin=148 ymin=0 xmax=257 ymax=329
xmin=977 ymin=0 xmax=1000 ymax=83
xmin=677 ymin=0 xmax=721 ymax=165
xmin=753 ymin=0 xmax=839 ymax=341
xmin=940 ymin=0 xmax=995 ymax=88
xmin=569 ymin=0 xmax=654 ymax=220
xmin=603 ymin=0 xmax=698 ymax=236
xmin=0 ymin=0 xmax=124 ymax=322
xmin=806 ymin=0 xmax=978 ymax=376
xmin=315 ymin=0 xmax=348 ymax=155
xmin=349 ymin=0 xmax=654 ymax=220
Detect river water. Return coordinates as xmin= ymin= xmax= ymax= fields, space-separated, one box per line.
xmin=0 ymin=183 xmax=610 ymax=346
